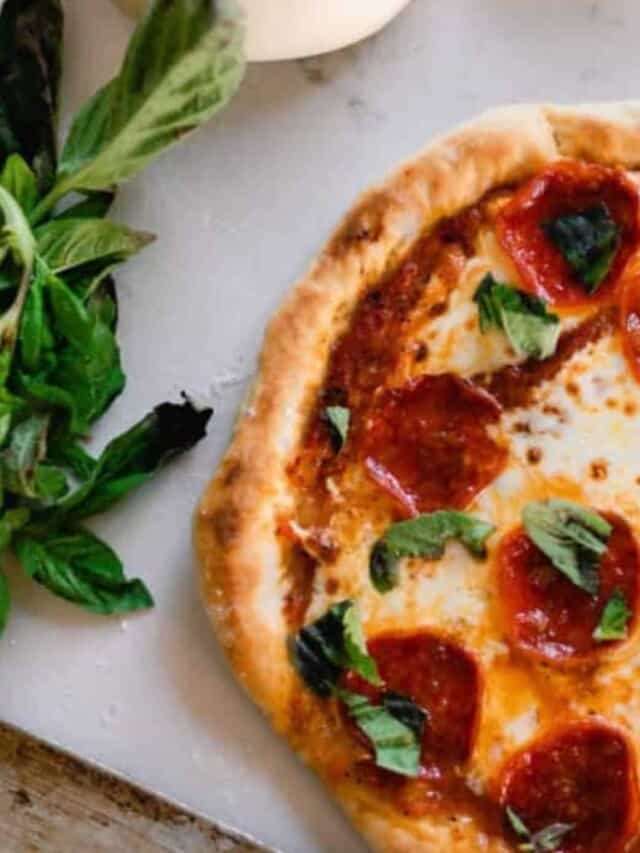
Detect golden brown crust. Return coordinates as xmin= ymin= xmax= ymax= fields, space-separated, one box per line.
xmin=194 ymin=102 xmax=640 ymax=852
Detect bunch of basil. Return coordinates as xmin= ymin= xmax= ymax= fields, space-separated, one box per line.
xmin=0 ymin=0 xmax=245 ymax=632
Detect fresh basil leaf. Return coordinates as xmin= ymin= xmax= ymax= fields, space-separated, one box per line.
xmin=473 ymin=274 xmax=560 ymax=359
xmin=544 ymin=203 xmax=620 ymax=293
xmin=47 ymin=432 xmax=97 ymax=481
xmin=18 ymin=258 xmax=47 ymax=372
xmin=54 ymin=191 xmax=115 ymax=222
xmin=336 ymin=688 xmax=421 ymax=777
xmin=16 ymin=374 xmax=85 ymax=437
xmin=593 ymin=588 xmax=632 ymax=642
xmin=1 ymin=154 xmax=38 ymax=214
xmin=1 ymin=413 xmax=48 ymax=497
xmin=382 ymin=692 xmax=427 ymax=742
xmin=370 ymin=511 xmax=495 ymax=593
xmin=0 ymin=507 xmax=31 ymax=635
xmin=36 ymin=218 xmax=154 ymax=275
xmin=506 ymin=806 xmax=532 ymax=841
xmin=46 ymin=272 xmax=95 ymax=350
xmin=290 ymin=599 xmax=381 ymax=696
xmin=530 ymin=823 xmax=575 ymax=852
xmin=15 ymin=529 xmax=153 ymax=614
xmin=0 ymin=0 xmax=63 ymax=194
xmin=522 ymin=499 xmax=612 ymax=596
xmin=36 ymin=0 xmax=245 ymax=219
xmin=324 ymin=405 xmax=350 ymax=450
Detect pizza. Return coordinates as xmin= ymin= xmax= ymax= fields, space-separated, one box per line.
xmin=195 ymin=103 xmax=640 ymax=852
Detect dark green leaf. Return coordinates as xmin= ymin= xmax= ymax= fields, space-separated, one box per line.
xmin=0 ymin=0 xmax=63 ymax=193
xmin=46 ymin=272 xmax=95 ymax=350
xmin=324 ymin=405 xmax=350 ymax=450
xmin=506 ymin=806 xmax=531 ymax=841
xmin=37 ymin=0 xmax=245 ymax=217
xmin=370 ymin=511 xmax=495 ymax=593
xmin=54 ymin=191 xmax=115 ymax=221
xmin=1 ymin=413 xmax=48 ymax=497
xmin=15 ymin=529 xmax=153 ymax=614
xmin=290 ymin=599 xmax=381 ymax=696
xmin=544 ymin=202 xmax=620 ymax=293
xmin=593 ymin=589 xmax=632 ymax=642
xmin=522 ymin=499 xmax=612 ymax=596
xmin=0 ymin=566 xmax=9 ymax=635
xmin=473 ymin=273 xmax=560 ymax=359
xmin=36 ymin=218 xmax=154 ymax=275
xmin=530 ymin=823 xmax=575 ymax=852
xmin=1 ymin=153 xmax=38 ymax=214
xmin=18 ymin=258 xmax=48 ymax=372
xmin=382 ymin=692 xmax=427 ymax=742
xmin=336 ymin=688 xmax=421 ymax=777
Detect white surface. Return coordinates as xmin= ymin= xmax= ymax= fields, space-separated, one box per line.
xmin=1 ymin=1 xmax=640 ymax=852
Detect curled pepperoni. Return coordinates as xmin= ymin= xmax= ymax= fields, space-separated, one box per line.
xmin=500 ymin=721 xmax=639 ymax=853
xmin=496 ymin=161 xmax=639 ymax=306
xmin=343 ymin=631 xmax=481 ymax=769
xmin=361 ymin=373 xmax=507 ymax=517
xmin=497 ymin=513 xmax=639 ymax=664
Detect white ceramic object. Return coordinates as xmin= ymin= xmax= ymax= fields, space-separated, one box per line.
xmin=112 ymin=0 xmax=413 ymax=61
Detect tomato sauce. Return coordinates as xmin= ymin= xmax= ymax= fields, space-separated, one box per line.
xmin=496 ymin=160 xmax=639 ymax=306
xmin=361 ymin=373 xmax=507 ymax=517
xmin=497 ymin=513 xmax=639 ymax=664
xmin=499 ymin=721 xmax=639 ymax=853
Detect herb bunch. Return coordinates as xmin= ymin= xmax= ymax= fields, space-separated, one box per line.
xmin=0 ymin=0 xmax=245 ymax=632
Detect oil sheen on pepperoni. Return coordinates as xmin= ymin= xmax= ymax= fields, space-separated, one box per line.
xmin=496 ymin=160 xmax=639 ymax=306
xmin=342 ymin=631 xmax=481 ymax=768
xmin=497 ymin=513 xmax=639 ymax=663
xmin=361 ymin=373 xmax=507 ymax=517
xmin=500 ymin=721 xmax=639 ymax=853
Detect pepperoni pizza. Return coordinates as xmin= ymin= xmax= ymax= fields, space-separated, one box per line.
xmin=196 ymin=104 xmax=640 ymax=852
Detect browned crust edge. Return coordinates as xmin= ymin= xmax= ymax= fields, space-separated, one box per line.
xmin=194 ymin=102 xmax=640 ymax=852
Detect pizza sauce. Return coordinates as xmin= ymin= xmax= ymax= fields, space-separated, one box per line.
xmin=497 ymin=513 xmax=640 ymax=664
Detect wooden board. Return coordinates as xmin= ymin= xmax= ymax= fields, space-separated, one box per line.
xmin=0 ymin=720 xmax=269 ymax=852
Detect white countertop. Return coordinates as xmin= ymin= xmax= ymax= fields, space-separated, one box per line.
xmin=0 ymin=1 xmax=639 ymax=851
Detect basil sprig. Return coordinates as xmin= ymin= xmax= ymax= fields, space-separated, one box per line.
xmin=474 ymin=274 xmax=560 ymax=359
xmin=370 ymin=510 xmax=495 ymax=593
xmin=522 ymin=500 xmax=612 ymax=596
xmin=543 ymin=202 xmax=620 ymax=294
xmin=0 ymin=0 xmax=245 ymax=632
xmin=506 ymin=806 xmax=574 ymax=853
xmin=593 ymin=589 xmax=632 ymax=642
xmin=323 ymin=405 xmax=350 ymax=451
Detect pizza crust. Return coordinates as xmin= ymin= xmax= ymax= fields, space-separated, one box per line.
xmin=194 ymin=102 xmax=640 ymax=852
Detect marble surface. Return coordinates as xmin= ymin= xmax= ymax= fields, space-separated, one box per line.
xmin=0 ymin=1 xmax=639 ymax=852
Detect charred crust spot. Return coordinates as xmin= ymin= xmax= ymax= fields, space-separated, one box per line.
xmin=513 ymin=420 xmax=532 ymax=434
xmin=526 ymin=447 xmax=543 ymax=465
xmin=428 ymin=300 xmax=448 ymax=318
xmin=413 ymin=342 xmax=429 ymax=362
xmin=590 ymin=459 xmax=609 ymax=481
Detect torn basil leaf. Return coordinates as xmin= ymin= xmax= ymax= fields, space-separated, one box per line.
xmin=291 ymin=599 xmax=381 ymax=696
xmin=382 ymin=691 xmax=427 ymax=741
xmin=506 ymin=806 xmax=575 ymax=853
xmin=522 ymin=499 xmax=612 ymax=596
xmin=324 ymin=405 xmax=350 ymax=451
xmin=370 ymin=511 xmax=495 ymax=593
xmin=593 ymin=589 xmax=632 ymax=642
xmin=544 ymin=202 xmax=620 ymax=293
xmin=336 ymin=688 xmax=422 ymax=777
xmin=473 ymin=274 xmax=560 ymax=359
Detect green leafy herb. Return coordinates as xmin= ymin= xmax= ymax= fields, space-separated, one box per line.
xmin=370 ymin=511 xmax=495 ymax=593
xmin=544 ymin=203 xmax=620 ymax=293
xmin=291 ymin=600 xmax=381 ymax=696
xmin=506 ymin=806 xmax=575 ymax=852
xmin=336 ymin=688 xmax=422 ymax=777
xmin=522 ymin=500 xmax=612 ymax=596
xmin=324 ymin=405 xmax=350 ymax=450
xmin=593 ymin=588 xmax=632 ymax=642
xmin=473 ymin=273 xmax=560 ymax=359
xmin=32 ymin=0 xmax=246 ymax=221
xmin=0 ymin=0 xmax=243 ymax=630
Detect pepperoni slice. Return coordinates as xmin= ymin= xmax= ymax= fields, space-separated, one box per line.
xmin=500 ymin=721 xmax=639 ymax=853
xmin=496 ymin=160 xmax=639 ymax=306
xmin=343 ymin=631 xmax=481 ymax=769
xmin=497 ymin=513 xmax=639 ymax=664
xmin=361 ymin=374 xmax=507 ymax=517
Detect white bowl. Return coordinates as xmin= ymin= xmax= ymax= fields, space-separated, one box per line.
xmin=112 ymin=0 xmax=412 ymax=62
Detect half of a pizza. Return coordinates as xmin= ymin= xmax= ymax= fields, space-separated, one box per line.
xmin=196 ymin=103 xmax=640 ymax=852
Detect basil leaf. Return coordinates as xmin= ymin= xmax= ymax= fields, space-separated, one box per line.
xmin=1 ymin=154 xmax=38 ymax=214
xmin=522 ymin=499 xmax=612 ymax=596
xmin=36 ymin=218 xmax=154 ymax=275
xmin=1 ymin=413 xmax=49 ymax=497
xmin=324 ymin=405 xmax=350 ymax=450
xmin=506 ymin=806 xmax=532 ymax=841
xmin=336 ymin=688 xmax=421 ymax=777
xmin=0 ymin=566 xmax=9 ymax=635
xmin=0 ymin=0 xmax=63 ymax=193
xmin=593 ymin=589 xmax=632 ymax=642
xmin=473 ymin=274 xmax=560 ymax=359
xmin=370 ymin=511 xmax=495 ymax=593
xmin=47 ymin=273 xmax=95 ymax=351
xmin=530 ymin=824 xmax=575 ymax=852
xmin=382 ymin=691 xmax=427 ymax=742
xmin=544 ymin=203 xmax=620 ymax=293
xmin=36 ymin=0 xmax=245 ymax=218
xmin=291 ymin=599 xmax=381 ymax=696
xmin=54 ymin=191 xmax=115 ymax=222
xmin=15 ymin=529 xmax=153 ymax=614
xmin=18 ymin=259 xmax=48 ymax=372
